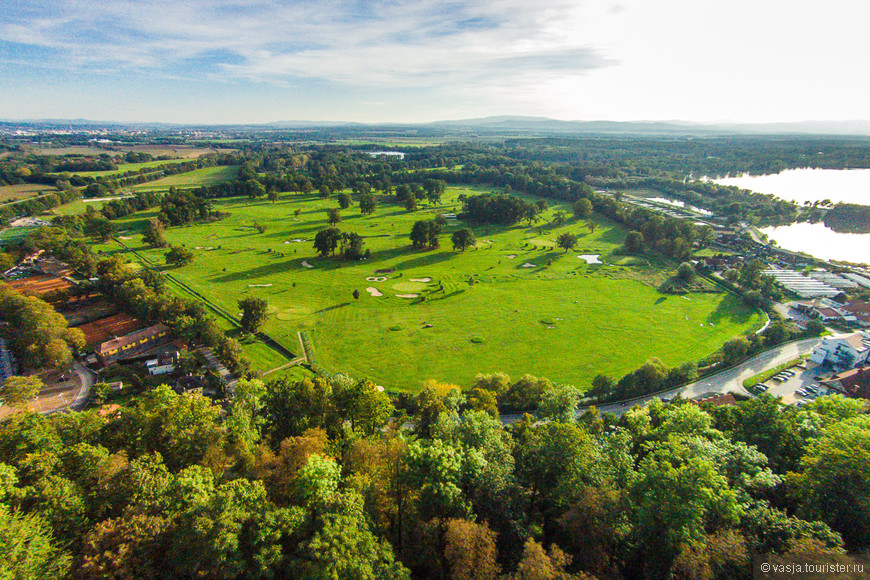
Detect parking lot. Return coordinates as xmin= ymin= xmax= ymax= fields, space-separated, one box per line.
xmin=750 ymin=361 xmax=835 ymax=406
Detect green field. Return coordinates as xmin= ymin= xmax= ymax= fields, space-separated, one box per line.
xmin=132 ymin=165 xmax=240 ymax=191
xmin=50 ymin=159 xmax=194 ymax=179
xmin=94 ymin=187 xmax=763 ymax=390
xmin=0 ymin=184 xmax=57 ymax=202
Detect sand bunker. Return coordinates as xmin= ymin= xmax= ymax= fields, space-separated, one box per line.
xmin=301 ymin=261 xmax=314 ymax=268
xmin=283 ymin=238 xmax=306 ymax=244
xmin=505 ymin=255 xmax=516 ymax=259
xmin=577 ymin=254 xmax=602 ymax=264
xmin=396 ymin=294 xmax=419 ymax=298
xmin=366 ymin=276 xmax=388 ymax=282
xmin=195 ymin=246 xmax=215 ymax=250
xmin=366 ymin=287 xmax=383 ymax=297
xmin=522 ymin=263 xmax=536 ymax=268
xmin=409 ymin=277 xmax=431 ymax=282
xmin=248 ymin=283 xmax=273 ymax=287
xmin=482 ymin=239 xmax=493 ymax=244
xmin=118 ymin=236 xmax=132 ymax=240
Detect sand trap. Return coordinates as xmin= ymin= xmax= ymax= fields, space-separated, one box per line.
xmin=118 ymin=236 xmax=132 ymax=240
xmin=248 ymin=283 xmax=273 ymax=287
xmin=577 ymin=254 xmax=602 ymax=264
xmin=366 ymin=276 xmax=388 ymax=282
xmin=409 ymin=277 xmax=431 ymax=282
xmin=505 ymin=255 xmax=516 ymax=259
xmin=375 ymin=385 xmax=385 ymax=392
xmin=482 ymin=239 xmax=493 ymax=244
xmin=195 ymin=246 xmax=215 ymax=250
xmin=366 ymin=287 xmax=383 ymax=297
xmin=396 ymin=294 xmax=419 ymax=298
xmin=301 ymin=261 xmax=314 ymax=268
xmin=522 ymin=262 xmax=536 ymax=268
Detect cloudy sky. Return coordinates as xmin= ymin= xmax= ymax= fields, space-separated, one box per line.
xmin=2 ymin=0 xmax=869 ymax=124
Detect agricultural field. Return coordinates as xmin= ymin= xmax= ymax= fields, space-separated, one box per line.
xmin=94 ymin=186 xmax=764 ymax=390
xmin=50 ymin=159 xmax=195 ymax=179
xmin=0 ymin=183 xmax=57 ymax=202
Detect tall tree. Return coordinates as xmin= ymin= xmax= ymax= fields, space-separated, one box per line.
xmin=142 ymin=217 xmax=168 ymax=248
xmin=451 ymin=228 xmax=476 ymax=251
xmin=238 ymin=297 xmax=268 ymax=333
xmin=313 ymin=228 xmax=342 ymax=256
xmin=556 ymin=232 xmax=578 ymax=252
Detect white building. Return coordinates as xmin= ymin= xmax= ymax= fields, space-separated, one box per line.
xmin=810 ymin=331 xmax=870 ymax=368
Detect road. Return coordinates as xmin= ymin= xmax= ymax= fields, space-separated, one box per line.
xmin=501 ymin=336 xmax=824 ymax=423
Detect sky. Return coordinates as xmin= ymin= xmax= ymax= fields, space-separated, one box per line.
xmin=2 ymin=0 xmax=870 ymax=124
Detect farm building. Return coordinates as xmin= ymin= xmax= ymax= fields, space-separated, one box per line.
xmin=96 ymin=324 xmax=172 ymax=365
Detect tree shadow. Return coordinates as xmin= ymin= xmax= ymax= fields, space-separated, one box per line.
xmin=706 ymin=296 xmax=755 ymax=325
xmin=393 ymin=250 xmax=455 ymax=271
xmin=313 ymin=302 xmax=351 ymax=314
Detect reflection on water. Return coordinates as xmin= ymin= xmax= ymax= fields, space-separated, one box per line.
xmin=760 ymin=222 xmax=869 ymax=264
xmin=646 ymin=196 xmax=713 ymax=216
xmin=713 ymin=168 xmax=870 ymax=205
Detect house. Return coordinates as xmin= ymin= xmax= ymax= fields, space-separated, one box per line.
xmin=95 ymin=324 xmax=172 ymax=365
xmin=842 ymin=300 xmax=870 ymax=328
xmin=809 ymin=331 xmax=870 ymax=368
xmin=821 ymin=366 xmax=870 ymax=399
xmin=145 ymin=351 xmax=179 ymax=376
xmin=691 ymin=392 xmax=738 ymax=407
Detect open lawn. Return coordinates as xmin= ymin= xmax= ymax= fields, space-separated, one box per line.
xmin=132 ymin=165 xmax=240 ymax=191
xmin=94 ymin=186 xmax=764 ymax=390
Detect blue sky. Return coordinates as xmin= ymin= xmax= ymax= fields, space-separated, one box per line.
xmin=2 ymin=0 xmax=869 ymax=124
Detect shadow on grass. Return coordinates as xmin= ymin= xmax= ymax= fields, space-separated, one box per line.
xmin=393 ymin=250 xmax=455 ymax=271
xmin=314 ymin=302 xmax=351 ymax=315
xmin=706 ymin=295 xmax=756 ymax=325
xmin=209 ymin=259 xmax=300 ymax=283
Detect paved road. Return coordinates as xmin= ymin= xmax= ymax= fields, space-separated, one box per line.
xmin=594 ymin=337 xmax=824 ymax=417
xmin=71 ymin=361 xmax=97 ymax=410
xmin=501 ymin=336 xmax=824 ymax=423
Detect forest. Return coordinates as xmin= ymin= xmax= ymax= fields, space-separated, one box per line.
xmin=1 ymin=378 xmax=867 ymax=579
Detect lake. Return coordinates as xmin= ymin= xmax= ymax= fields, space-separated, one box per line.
xmin=713 ymin=168 xmax=870 ymax=205
xmin=711 ymin=169 xmax=869 ymax=264
xmin=760 ymin=222 xmax=869 ymax=265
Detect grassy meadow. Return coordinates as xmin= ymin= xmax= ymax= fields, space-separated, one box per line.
xmin=131 ymin=165 xmax=240 ymax=191
xmin=93 ymin=186 xmax=764 ymax=391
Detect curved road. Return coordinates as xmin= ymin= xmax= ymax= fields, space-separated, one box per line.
xmin=502 ymin=336 xmax=823 ymax=423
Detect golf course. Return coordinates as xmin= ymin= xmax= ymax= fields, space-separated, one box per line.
xmin=94 ymin=186 xmax=764 ymax=391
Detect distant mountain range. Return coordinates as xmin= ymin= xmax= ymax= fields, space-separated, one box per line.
xmin=5 ymin=116 xmax=870 ymax=136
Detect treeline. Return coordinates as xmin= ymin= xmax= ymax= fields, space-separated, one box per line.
xmin=823 ymin=202 xmax=870 ymax=233
xmin=0 ymin=187 xmax=81 ymax=224
xmin=0 ymin=373 xmax=866 ymax=578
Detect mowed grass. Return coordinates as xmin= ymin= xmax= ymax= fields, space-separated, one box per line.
xmin=98 ymin=187 xmax=763 ymax=390
xmin=132 ymin=166 xmax=240 ymax=191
